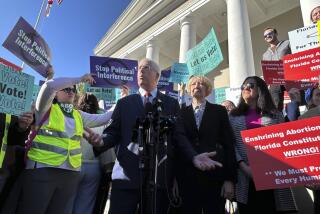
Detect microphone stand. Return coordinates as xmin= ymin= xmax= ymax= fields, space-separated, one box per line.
xmin=138 ymin=100 xmax=167 ymax=214
xmin=151 ymin=106 xmax=161 ymax=214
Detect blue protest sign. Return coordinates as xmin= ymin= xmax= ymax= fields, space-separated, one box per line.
xmin=90 ymin=56 xmax=138 ymax=90
xmin=169 ymin=63 xmax=189 ymax=84
xmin=0 ymin=65 xmax=35 ymax=116
xmin=166 ymin=90 xmax=179 ymax=100
xmin=186 ymin=28 xmax=223 ymax=76
xmin=158 ymin=69 xmax=174 ymax=92
xmin=3 ymin=17 xmax=52 ymax=77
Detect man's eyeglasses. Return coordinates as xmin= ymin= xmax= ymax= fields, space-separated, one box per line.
xmin=61 ymin=87 xmax=76 ymax=94
xmin=264 ymin=32 xmax=274 ymax=38
xmin=241 ymin=83 xmax=255 ymax=90
xmin=138 ymin=65 xmax=151 ymax=71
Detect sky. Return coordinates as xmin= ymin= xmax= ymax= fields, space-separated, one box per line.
xmin=0 ymin=0 xmax=131 ymax=83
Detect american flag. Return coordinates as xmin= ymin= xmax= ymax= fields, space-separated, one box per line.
xmin=45 ymin=0 xmax=53 ymax=17
xmin=45 ymin=0 xmax=63 ymax=17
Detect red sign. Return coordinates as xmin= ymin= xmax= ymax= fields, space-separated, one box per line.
xmin=261 ymin=60 xmax=285 ymax=85
xmin=283 ymin=47 xmax=320 ymax=83
xmin=0 ymin=57 xmax=22 ymax=71
xmin=285 ymin=80 xmax=318 ymax=90
xmin=241 ymin=116 xmax=320 ymax=190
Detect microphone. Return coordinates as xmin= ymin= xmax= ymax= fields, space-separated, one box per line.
xmin=152 ymin=98 xmax=163 ymax=113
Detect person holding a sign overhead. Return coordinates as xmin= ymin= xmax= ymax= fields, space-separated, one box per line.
xmin=262 ymin=27 xmax=291 ymax=112
xmin=4 ymin=72 xmax=119 ymax=214
xmin=175 ymin=76 xmax=237 ymax=214
xmin=229 ymin=76 xmax=297 ymax=214
xmin=87 ymin=58 xmax=222 ymax=214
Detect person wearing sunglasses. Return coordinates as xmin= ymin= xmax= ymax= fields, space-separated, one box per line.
xmin=262 ymin=27 xmax=291 ymax=112
xmin=229 ymin=76 xmax=297 ymax=214
xmin=3 ymin=71 xmax=119 ymax=214
xmin=310 ymin=6 xmax=320 ymax=24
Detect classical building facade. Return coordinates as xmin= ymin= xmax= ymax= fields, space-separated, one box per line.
xmin=94 ymin=0 xmax=319 ymax=89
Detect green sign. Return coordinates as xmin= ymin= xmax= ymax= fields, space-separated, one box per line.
xmin=186 ymin=28 xmax=223 ymax=76
xmin=214 ymin=87 xmax=227 ymax=104
xmin=0 ymin=65 xmax=35 ymax=116
xmin=169 ymin=63 xmax=190 ymax=83
xmin=32 ymin=84 xmax=41 ymax=103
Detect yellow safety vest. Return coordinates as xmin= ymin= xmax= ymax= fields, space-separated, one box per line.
xmin=28 ymin=104 xmax=83 ymax=168
xmin=0 ymin=114 xmax=11 ymax=168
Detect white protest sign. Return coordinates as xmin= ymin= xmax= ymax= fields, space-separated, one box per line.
xmin=288 ymin=24 xmax=319 ymax=54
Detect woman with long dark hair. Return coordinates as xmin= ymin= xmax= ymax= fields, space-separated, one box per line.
xmin=229 ymin=76 xmax=297 ymax=214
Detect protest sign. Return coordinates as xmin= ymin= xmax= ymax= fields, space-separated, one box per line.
xmin=85 ymin=86 xmax=117 ymax=110
xmin=0 ymin=65 xmax=34 ymax=116
xmin=241 ymin=116 xmax=320 ymax=190
xmin=169 ymin=63 xmax=189 ymax=84
xmin=32 ymin=84 xmax=40 ymax=103
xmin=0 ymin=57 xmax=22 ymax=71
xmin=285 ymin=81 xmax=318 ymax=91
xmin=288 ymin=24 xmax=319 ymax=54
xmin=225 ymin=87 xmax=241 ymax=105
xmin=213 ymin=87 xmax=227 ymax=104
xmin=261 ymin=60 xmax=285 ymax=85
xmin=283 ymin=47 xmax=320 ymax=83
xmin=186 ymin=28 xmax=223 ymax=76
xmin=85 ymin=86 xmax=116 ymax=100
xmin=90 ymin=56 xmax=138 ymax=89
xmin=158 ymin=69 xmax=173 ymax=92
xmin=3 ymin=17 xmax=51 ymax=77
xmin=259 ymin=60 xmax=316 ymax=89
xmin=166 ymin=90 xmax=179 ymax=100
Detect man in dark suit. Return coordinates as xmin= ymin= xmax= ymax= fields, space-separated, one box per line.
xmin=87 ymin=58 xmax=222 ymax=214
xmin=176 ymin=76 xmax=237 ymax=214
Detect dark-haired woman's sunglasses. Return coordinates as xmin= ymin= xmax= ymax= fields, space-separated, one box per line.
xmin=61 ymin=87 xmax=76 ymax=94
xmin=241 ymin=83 xmax=255 ymax=90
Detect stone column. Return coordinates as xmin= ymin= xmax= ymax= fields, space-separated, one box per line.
xmin=146 ymin=38 xmax=159 ymax=63
xmin=227 ymin=0 xmax=255 ymax=88
xmin=179 ymin=16 xmax=196 ymax=63
xmin=300 ymin=0 xmax=320 ymax=26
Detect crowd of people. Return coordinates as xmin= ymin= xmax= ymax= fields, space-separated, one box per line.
xmin=0 ymin=5 xmax=320 ymax=214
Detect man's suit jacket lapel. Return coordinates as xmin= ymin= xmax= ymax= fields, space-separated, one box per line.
xmin=132 ymin=93 xmax=145 ymax=116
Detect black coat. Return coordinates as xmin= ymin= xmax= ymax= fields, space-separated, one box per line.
xmin=177 ymin=102 xmax=237 ymax=185
xmin=96 ymin=92 xmax=196 ymax=189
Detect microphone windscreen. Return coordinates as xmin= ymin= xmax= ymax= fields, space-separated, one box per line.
xmin=145 ymin=102 xmax=153 ymax=114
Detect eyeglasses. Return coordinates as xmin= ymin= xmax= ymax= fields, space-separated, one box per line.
xmin=241 ymin=83 xmax=255 ymax=90
xmin=264 ymin=32 xmax=274 ymax=38
xmin=138 ymin=65 xmax=151 ymax=71
xmin=61 ymin=87 xmax=76 ymax=94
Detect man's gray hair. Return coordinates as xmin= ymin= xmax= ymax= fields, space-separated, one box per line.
xmin=139 ymin=58 xmax=161 ymax=76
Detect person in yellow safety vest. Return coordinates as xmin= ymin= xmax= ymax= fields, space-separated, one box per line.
xmin=2 ymin=73 xmax=116 ymax=214
xmin=0 ymin=111 xmax=33 ymax=207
